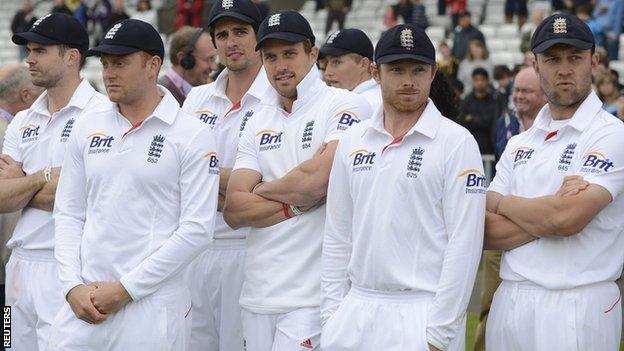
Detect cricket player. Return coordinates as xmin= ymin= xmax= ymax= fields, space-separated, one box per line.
xmin=181 ymin=0 xmax=269 ymax=349
xmin=0 ymin=13 xmax=110 ymax=350
xmin=48 ymin=19 xmax=219 ymax=350
xmin=320 ymin=28 xmax=381 ymax=107
xmin=223 ymin=10 xmax=373 ymax=351
xmin=320 ymin=24 xmax=486 ymax=351
xmin=485 ymin=13 xmax=624 ymax=350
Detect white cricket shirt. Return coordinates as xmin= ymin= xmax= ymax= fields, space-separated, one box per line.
xmin=2 ymin=79 xmax=110 ymax=251
xmin=352 ymin=78 xmax=382 ymax=108
xmin=233 ymin=67 xmax=373 ymax=314
xmin=54 ymin=88 xmax=220 ymax=300
xmin=321 ymin=100 xmax=486 ymax=349
xmin=183 ymin=68 xmax=271 ymax=240
xmin=489 ymin=91 xmax=624 ymax=289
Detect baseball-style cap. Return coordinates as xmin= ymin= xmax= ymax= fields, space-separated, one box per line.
xmin=531 ymin=13 xmax=594 ymax=53
xmin=374 ymin=24 xmax=435 ymax=65
xmin=12 ymin=13 xmax=89 ymax=53
xmin=86 ymin=19 xmax=165 ymax=60
xmin=320 ymin=29 xmax=374 ymax=60
xmin=255 ymin=10 xmax=315 ymax=50
xmin=208 ymin=0 xmax=263 ymax=31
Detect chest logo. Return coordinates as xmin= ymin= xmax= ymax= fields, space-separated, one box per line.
xmin=147 ymin=134 xmax=165 ymax=164
xmin=336 ymin=110 xmax=360 ymax=131
xmin=20 ymin=123 xmax=40 ymax=143
xmin=406 ymin=147 xmax=424 ymax=178
xmin=196 ymin=110 xmax=218 ymax=126
xmin=257 ymin=129 xmax=283 ymax=151
xmin=581 ymin=151 xmax=614 ymax=174
xmin=202 ymin=151 xmax=220 ymax=175
xmin=511 ymin=146 xmax=534 ymax=168
xmin=350 ymin=148 xmax=376 ymax=173
xmin=88 ymin=132 xmax=114 ymax=154
xmin=60 ymin=119 xmax=75 ymax=143
xmin=557 ymin=143 xmax=576 ymax=171
xmin=302 ymin=120 xmax=315 ymax=149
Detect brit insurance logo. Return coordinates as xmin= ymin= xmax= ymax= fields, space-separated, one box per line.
xmin=60 ymin=118 xmax=75 ymax=143
xmin=511 ymin=146 xmax=534 ymax=168
xmin=202 ymin=151 xmax=220 ymax=175
xmin=302 ymin=120 xmax=315 ymax=149
xmin=257 ymin=129 xmax=283 ymax=151
xmin=87 ymin=132 xmax=114 ymax=154
xmin=146 ymin=134 xmax=165 ymax=164
xmin=350 ymin=148 xmax=376 ymax=173
xmin=195 ymin=109 xmax=218 ymax=126
xmin=19 ymin=123 xmax=40 ymax=143
xmin=580 ymin=151 xmax=614 ymax=174
xmin=406 ymin=147 xmax=424 ymax=178
xmin=557 ymin=143 xmax=576 ymax=171
xmin=336 ymin=110 xmax=360 ymax=131
xmin=458 ymin=168 xmax=486 ymax=194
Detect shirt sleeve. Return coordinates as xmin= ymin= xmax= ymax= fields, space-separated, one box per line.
xmin=488 ymin=134 xmax=517 ymax=196
xmin=120 ymin=126 xmax=219 ymax=300
xmin=181 ymin=88 xmax=198 ymax=115
xmin=426 ymin=133 xmax=486 ymax=350
xmin=324 ymin=93 xmax=374 ymax=143
xmin=53 ymin=119 xmax=88 ymax=298
xmin=2 ymin=112 xmax=23 ymax=162
xmin=233 ymin=113 xmax=260 ymax=173
xmin=320 ymin=137 xmax=353 ymax=326
xmin=575 ymin=125 xmax=624 ymax=200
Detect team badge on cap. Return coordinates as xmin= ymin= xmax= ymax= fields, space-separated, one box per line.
xmin=222 ymin=0 xmax=233 ymax=9
xmin=32 ymin=14 xmax=51 ymax=28
xmin=105 ymin=23 xmax=122 ymax=40
xmin=400 ymin=28 xmax=414 ymax=50
xmin=553 ymin=18 xmax=567 ymax=34
xmin=268 ymin=14 xmax=280 ymax=27
xmin=327 ymin=31 xmax=340 ymax=44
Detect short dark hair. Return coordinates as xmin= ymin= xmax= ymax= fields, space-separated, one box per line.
xmin=493 ymin=65 xmax=511 ymax=80
xmin=472 ymin=67 xmax=489 ymax=80
xmin=59 ymin=45 xmax=86 ymax=69
xmin=169 ymin=26 xmax=201 ymax=66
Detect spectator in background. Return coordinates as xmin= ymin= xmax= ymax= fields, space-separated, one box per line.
xmin=616 ymin=96 xmax=624 ymax=121
xmin=437 ymin=41 xmax=460 ymax=81
xmin=504 ymin=0 xmax=527 ymax=28
xmin=11 ymin=0 xmax=37 ymax=60
xmin=592 ymin=0 xmax=624 ymax=61
xmin=596 ymin=73 xmax=621 ymax=115
xmin=448 ymin=0 xmax=467 ymax=29
xmin=523 ymin=51 xmax=535 ymax=67
xmin=457 ymin=39 xmax=493 ymax=94
xmin=87 ymin=0 xmax=112 ymax=46
xmin=493 ymin=65 xmax=513 ymax=106
xmin=458 ymin=67 xmax=506 ymax=156
xmin=520 ymin=10 xmax=545 ymax=53
xmin=430 ymin=70 xmax=461 ymax=119
xmin=107 ymin=0 xmax=130 ymax=29
xmin=451 ymin=10 xmax=485 ymax=60
xmin=0 ymin=63 xmax=44 ymax=308
xmin=411 ymin=0 xmax=429 ymax=29
xmin=390 ymin=0 xmax=414 ymax=24
xmin=132 ymin=0 xmax=159 ymax=31
xmin=252 ymin=0 xmax=271 ymax=20
xmin=174 ymin=0 xmax=202 ymax=31
xmin=158 ymin=27 xmax=218 ymax=105
xmin=325 ymin=0 xmax=352 ymax=34
xmin=52 ymin=0 xmax=74 ymax=16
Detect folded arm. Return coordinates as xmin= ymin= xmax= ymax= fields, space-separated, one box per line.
xmin=484 ymin=191 xmax=537 ymax=250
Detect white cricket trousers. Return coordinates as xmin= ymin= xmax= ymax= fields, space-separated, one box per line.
xmin=6 ymin=249 xmax=64 ymax=351
xmin=185 ymin=239 xmax=246 ymax=351
xmin=486 ymin=280 xmax=622 ymax=351
xmin=46 ymin=276 xmax=192 ymax=351
xmin=321 ymin=286 xmax=465 ymax=351
xmin=241 ymin=307 xmax=321 ymax=351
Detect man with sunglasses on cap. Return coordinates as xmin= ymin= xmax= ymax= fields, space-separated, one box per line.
xmin=485 ymin=13 xmax=624 ymax=350
xmin=223 ymin=10 xmax=372 ymax=351
xmin=49 ymin=19 xmax=219 ymax=350
xmin=321 ymin=24 xmax=485 ymax=351
xmin=320 ymin=28 xmax=381 ymax=108
xmin=0 ymin=12 xmax=110 ymax=350
xmin=181 ymin=0 xmax=270 ymax=350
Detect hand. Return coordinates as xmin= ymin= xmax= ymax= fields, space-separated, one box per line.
xmin=0 ymin=154 xmax=25 ymax=179
xmin=66 ymin=284 xmax=108 ymax=324
xmin=555 ymin=175 xmax=589 ymax=197
xmin=428 ymin=343 xmax=442 ymax=351
xmin=89 ymin=281 xmax=132 ymax=315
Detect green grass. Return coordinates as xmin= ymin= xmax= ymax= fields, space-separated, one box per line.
xmin=465 ymin=312 xmax=624 ymax=351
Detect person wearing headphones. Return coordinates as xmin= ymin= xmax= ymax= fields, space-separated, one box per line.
xmin=159 ymin=26 xmax=218 ymax=105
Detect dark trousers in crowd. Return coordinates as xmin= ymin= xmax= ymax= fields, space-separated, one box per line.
xmin=326 ymin=9 xmax=346 ymax=34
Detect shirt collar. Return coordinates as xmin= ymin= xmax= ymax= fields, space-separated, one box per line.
xmin=30 ymin=79 xmax=96 ymax=118
xmin=352 ymin=79 xmax=378 ymax=94
xmin=166 ymin=68 xmax=193 ymax=96
xmin=213 ymin=67 xmax=270 ymax=102
xmin=364 ymin=99 xmax=442 ymax=140
xmin=264 ymin=65 xmax=325 ymax=112
xmin=0 ymin=108 xmax=14 ymax=123
xmin=533 ymin=90 xmax=603 ymax=132
xmin=115 ymin=86 xmax=179 ymax=126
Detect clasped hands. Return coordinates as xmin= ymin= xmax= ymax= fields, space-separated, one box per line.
xmin=66 ymin=282 xmax=132 ymax=324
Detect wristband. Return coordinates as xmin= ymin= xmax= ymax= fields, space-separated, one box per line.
xmin=282 ymin=203 xmax=292 ymax=219
xmin=43 ymin=167 xmax=52 ymax=182
xmin=289 ymin=204 xmax=304 ymax=216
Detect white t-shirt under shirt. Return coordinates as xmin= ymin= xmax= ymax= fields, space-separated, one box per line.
xmin=233 ymin=67 xmax=373 ymax=314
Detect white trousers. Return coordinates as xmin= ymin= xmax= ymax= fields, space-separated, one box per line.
xmin=486 ymin=280 xmax=622 ymax=351
xmin=185 ymin=239 xmax=246 ymax=351
xmin=321 ymin=286 xmax=465 ymax=351
xmin=241 ymin=307 xmax=321 ymax=351
xmin=46 ymin=277 xmax=192 ymax=351
xmin=5 ymin=249 xmax=64 ymax=351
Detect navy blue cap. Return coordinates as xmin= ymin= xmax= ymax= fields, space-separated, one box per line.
xmin=531 ymin=13 xmax=594 ymax=53
xmin=86 ymin=19 xmax=165 ymax=59
xmin=374 ymin=24 xmax=435 ymax=65
xmin=320 ymin=29 xmax=374 ymax=60
xmin=256 ymin=10 xmax=315 ymax=50
xmin=208 ymin=0 xmax=263 ymax=31
xmin=12 ymin=13 xmax=89 ymax=53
